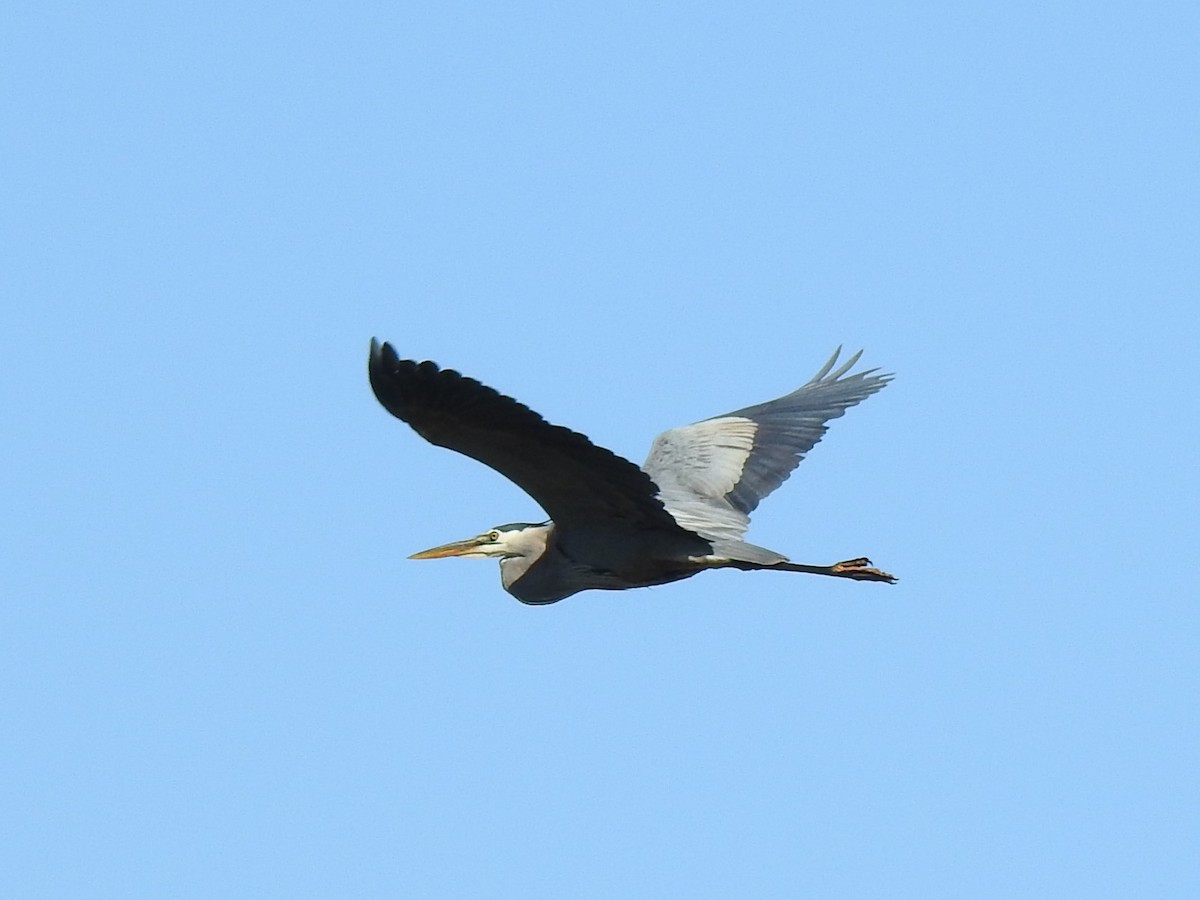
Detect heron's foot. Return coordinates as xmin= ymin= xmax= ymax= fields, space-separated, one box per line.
xmin=832 ymin=557 xmax=897 ymax=584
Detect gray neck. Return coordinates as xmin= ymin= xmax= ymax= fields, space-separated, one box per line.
xmin=498 ymin=523 xmax=553 ymax=590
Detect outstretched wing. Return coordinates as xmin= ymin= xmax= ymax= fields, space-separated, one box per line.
xmin=368 ymin=340 xmax=706 ymax=549
xmin=642 ymin=347 xmax=892 ymax=542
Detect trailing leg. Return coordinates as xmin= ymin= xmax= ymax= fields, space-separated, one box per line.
xmin=729 ymin=556 xmax=897 ymax=584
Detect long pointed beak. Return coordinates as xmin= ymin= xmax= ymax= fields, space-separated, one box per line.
xmin=408 ymin=537 xmax=485 ymax=559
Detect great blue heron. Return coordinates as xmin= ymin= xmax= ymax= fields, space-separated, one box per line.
xmin=368 ymin=339 xmax=896 ymax=604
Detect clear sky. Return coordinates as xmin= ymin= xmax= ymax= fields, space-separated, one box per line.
xmin=4 ymin=1 xmax=1197 ymax=897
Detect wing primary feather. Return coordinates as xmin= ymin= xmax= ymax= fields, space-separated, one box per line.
xmin=825 ymin=348 xmax=865 ymax=381
xmin=808 ymin=345 xmax=843 ymax=382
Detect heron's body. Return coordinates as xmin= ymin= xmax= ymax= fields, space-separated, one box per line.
xmin=493 ymin=523 xmax=703 ymax=604
xmin=368 ymin=340 xmax=896 ymax=603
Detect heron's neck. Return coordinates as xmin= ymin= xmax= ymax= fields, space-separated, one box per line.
xmin=498 ymin=523 xmax=553 ymax=589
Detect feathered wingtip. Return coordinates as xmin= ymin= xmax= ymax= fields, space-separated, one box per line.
xmin=368 ymin=337 xmax=389 ymax=383
xmin=368 ymin=337 xmax=398 ymax=413
xmin=368 ymin=336 xmax=399 ymax=372
xmin=806 ymin=346 xmax=893 ymax=387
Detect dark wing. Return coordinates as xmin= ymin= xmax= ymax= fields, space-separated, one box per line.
xmin=368 ymin=340 xmax=706 ymax=547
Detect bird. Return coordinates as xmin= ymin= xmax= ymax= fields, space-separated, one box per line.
xmin=368 ymin=339 xmax=896 ymax=604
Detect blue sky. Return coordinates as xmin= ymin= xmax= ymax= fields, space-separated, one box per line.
xmin=4 ymin=1 xmax=1197 ymax=896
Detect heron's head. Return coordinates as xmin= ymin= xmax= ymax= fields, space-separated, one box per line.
xmin=408 ymin=522 xmax=549 ymax=561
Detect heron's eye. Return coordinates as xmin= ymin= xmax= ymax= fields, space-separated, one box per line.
xmin=487 ymin=530 xmax=500 ymax=542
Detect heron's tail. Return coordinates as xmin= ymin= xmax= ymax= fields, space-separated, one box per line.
xmin=708 ymin=539 xmax=787 ymax=566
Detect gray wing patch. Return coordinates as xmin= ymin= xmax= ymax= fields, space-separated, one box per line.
xmin=642 ymin=347 xmax=891 ymax=542
xmin=644 ymin=416 xmax=758 ymax=499
xmin=642 ymin=416 xmax=758 ymax=542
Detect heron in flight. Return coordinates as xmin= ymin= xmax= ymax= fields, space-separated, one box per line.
xmin=369 ymin=340 xmax=896 ymax=604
